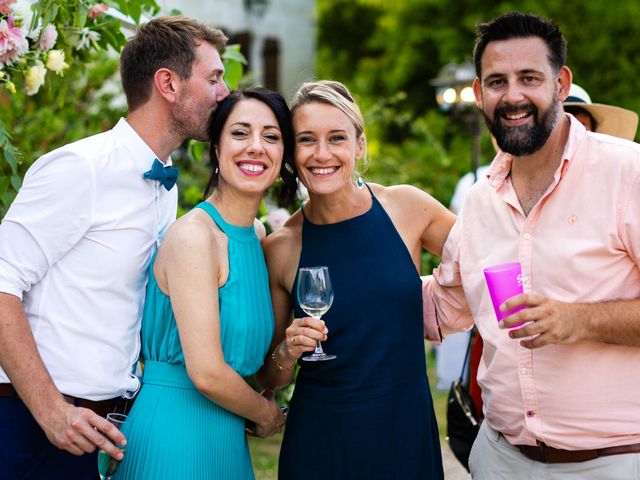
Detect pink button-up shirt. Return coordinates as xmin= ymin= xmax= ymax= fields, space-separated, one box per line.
xmin=425 ymin=115 xmax=640 ymax=449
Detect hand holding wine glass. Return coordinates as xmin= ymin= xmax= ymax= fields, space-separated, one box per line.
xmin=297 ymin=266 xmax=336 ymax=361
xmin=97 ymin=413 xmax=128 ymax=480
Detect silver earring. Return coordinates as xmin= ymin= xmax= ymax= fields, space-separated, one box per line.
xmin=356 ymin=176 xmax=364 ymax=189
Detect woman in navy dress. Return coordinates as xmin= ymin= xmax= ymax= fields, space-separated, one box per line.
xmin=262 ymin=80 xmax=454 ymax=479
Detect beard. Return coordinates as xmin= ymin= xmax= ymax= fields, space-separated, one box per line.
xmin=485 ymin=94 xmax=560 ymax=156
xmin=170 ymin=91 xmax=215 ymax=143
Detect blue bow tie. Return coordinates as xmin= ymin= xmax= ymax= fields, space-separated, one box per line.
xmin=143 ymin=159 xmax=179 ymax=191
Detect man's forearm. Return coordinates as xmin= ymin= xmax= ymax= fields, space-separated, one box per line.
xmin=583 ymin=298 xmax=640 ymax=347
xmin=0 ymin=293 xmax=66 ymax=423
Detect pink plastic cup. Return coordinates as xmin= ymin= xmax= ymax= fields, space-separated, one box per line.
xmin=483 ymin=262 xmax=525 ymax=326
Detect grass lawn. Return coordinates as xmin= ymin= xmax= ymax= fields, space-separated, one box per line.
xmin=250 ymin=344 xmax=448 ymax=479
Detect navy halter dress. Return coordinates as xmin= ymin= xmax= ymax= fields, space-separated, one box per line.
xmin=278 ymin=187 xmax=444 ymax=480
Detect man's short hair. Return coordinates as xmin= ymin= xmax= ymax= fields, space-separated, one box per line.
xmin=120 ymin=16 xmax=227 ymax=111
xmin=473 ymin=12 xmax=566 ymax=78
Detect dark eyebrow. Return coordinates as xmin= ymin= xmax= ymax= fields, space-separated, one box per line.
xmin=484 ymin=68 xmax=545 ymax=82
xmin=230 ymin=122 xmax=281 ymax=131
xmin=483 ymin=73 xmax=505 ymax=83
xmin=517 ymin=69 xmax=545 ymax=76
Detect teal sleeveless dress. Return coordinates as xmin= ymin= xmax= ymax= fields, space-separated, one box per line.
xmin=115 ymin=201 xmax=274 ymax=480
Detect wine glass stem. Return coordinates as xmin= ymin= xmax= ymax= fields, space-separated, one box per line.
xmin=312 ymin=315 xmax=326 ymax=354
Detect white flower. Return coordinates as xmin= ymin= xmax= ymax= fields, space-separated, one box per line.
xmin=39 ymin=23 xmax=57 ymax=51
xmin=10 ymin=0 xmax=39 ymax=39
xmin=24 ymin=59 xmax=46 ymax=95
xmin=74 ymin=27 xmax=100 ymax=51
xmin=46 ymin=49 xmax=68 ymax=74
xmin=266 ymin=208 xmax=291 ymax=232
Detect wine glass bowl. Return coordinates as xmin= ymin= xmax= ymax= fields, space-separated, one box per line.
xmin=297 ymin=266 xmax=337 ymax=361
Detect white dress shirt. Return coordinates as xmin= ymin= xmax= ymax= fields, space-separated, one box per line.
xmin=0 ymin=118 xmax=177 ymax=400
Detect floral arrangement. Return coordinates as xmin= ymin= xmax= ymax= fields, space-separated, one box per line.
xmin=0 ymin=0 xmax=120 ymax=96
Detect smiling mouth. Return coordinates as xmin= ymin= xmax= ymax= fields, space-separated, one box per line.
xmin=504 ymin=111 xmax=530 ymax=120
xmin=309 ymin=166 xmax=338 ymax=175
xmin=238 ymin=162 xmax=266 ymax=174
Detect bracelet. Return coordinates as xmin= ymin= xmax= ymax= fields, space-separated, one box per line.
xmin=272 ymin=344 xmax=295 ymax=372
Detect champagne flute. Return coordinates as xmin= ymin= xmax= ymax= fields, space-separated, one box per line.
xmin=97 ymin=413 xmax=128 ymax=480
xmin=297 ymin=266 xmax=337 ymax=361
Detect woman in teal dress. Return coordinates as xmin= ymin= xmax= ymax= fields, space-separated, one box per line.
xmin=115 ymin=87 xmax=297 ymax=480
xmin=262 ymin=81 xmax=454 ymax=479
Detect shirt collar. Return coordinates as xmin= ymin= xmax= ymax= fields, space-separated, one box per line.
xmin=485 ymin=113 xmax=587 ymax=189
xmin=113 ymin=118 xmax=174 ymax=171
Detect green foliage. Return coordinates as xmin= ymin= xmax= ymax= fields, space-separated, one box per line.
xmin=223 ymin=44 xmax=248 ymax=92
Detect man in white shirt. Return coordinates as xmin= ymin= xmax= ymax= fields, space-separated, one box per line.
xmin=0 ymin=16 xmax=230 ymax=479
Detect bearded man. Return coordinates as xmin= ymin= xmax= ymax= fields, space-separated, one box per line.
xmin=423 ymin=11 xmax=640 ymax=480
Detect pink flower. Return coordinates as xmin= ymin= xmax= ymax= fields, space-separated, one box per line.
xmin=0 ymin=14 xmax=28 ymax=67
xmin=39 ymin=23 xmax=57 ymax=51
xmin=0 ymin=0 xmax=16 ymax=16
xmin=88 ymin=3 xmax=109 ymax=20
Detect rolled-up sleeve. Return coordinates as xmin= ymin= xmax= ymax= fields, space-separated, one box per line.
xmin=620 ymin=158 xmax=640 ymax=269
xmin=0 ymin=152 xmax=94 ymax=298
xmin=423 ymin=218 xmax=473 ymax=343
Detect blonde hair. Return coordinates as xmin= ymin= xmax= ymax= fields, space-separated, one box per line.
xmin=290 ymin=80 xmax=369 ymax=175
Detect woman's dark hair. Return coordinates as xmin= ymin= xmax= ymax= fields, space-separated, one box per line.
xmin=473 ymin=12 xmax=567 ymax=77
xmin=203 ymin=87 xmax=298 ymax=208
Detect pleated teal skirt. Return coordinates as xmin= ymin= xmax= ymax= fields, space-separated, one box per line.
xmin=114 ymin=361 xmax=254 ymax=480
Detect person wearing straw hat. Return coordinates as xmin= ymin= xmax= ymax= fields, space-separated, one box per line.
xmin=564 ymin=83 xmax=638 ymax=140
xmin=424 ymin=11 xmax=640 ymax=480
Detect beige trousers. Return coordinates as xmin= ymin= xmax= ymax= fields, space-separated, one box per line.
xmin=469 ymin=422 xmax=640 ymax=480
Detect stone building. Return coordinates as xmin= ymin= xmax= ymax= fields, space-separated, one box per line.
xmin=156 ymin=0 xmax=316 ymax=99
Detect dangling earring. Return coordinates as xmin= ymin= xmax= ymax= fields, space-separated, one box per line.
xmin=356 ymin=176 xmax=364 ymax=190
xmin=214 ymin=167 xmax=219 ymax=175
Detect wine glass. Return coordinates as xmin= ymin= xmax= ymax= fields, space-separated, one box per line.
xmin=97 ymin=413 xmax=128 ymax=480
xmin=297 ymin=266 xmax=337 ymax=361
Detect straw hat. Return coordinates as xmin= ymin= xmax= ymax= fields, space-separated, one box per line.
xmin=563 ymin=83 xmax=638 ymax=140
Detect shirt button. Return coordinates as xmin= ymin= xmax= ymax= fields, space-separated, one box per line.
xmin=521 ymin=368 xmax=528 ymax=375
xmin=523 ymin=233 xmax=531 ymax=240
xmin=526 ymin=410 xmax=535 ymax=418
